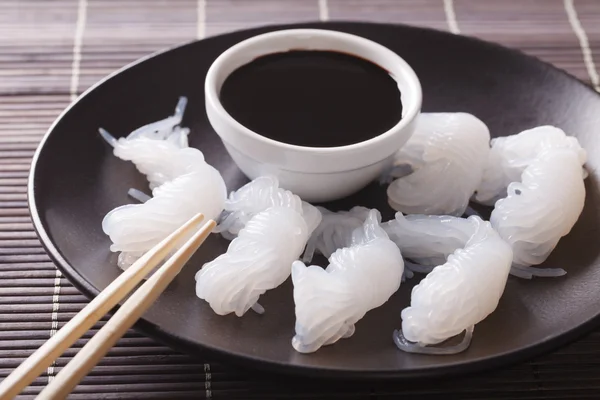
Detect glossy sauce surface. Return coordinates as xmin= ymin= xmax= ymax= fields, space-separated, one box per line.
xmin=220 ymin=50 xmax=402 ymax=147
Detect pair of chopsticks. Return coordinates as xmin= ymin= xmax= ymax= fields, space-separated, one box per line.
xmin=0 ymin=213 xmax=215 ymax=400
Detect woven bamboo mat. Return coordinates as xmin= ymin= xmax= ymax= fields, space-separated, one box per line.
xmin=1 ymin=0 xmax=600 ymax=399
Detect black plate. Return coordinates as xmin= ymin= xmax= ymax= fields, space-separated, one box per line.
xmin=29 ymin=22 xmax=600 ymax=380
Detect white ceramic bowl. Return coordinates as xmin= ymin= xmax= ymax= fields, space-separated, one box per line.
xmin=205 ymin=29 xmax=422 ymax=202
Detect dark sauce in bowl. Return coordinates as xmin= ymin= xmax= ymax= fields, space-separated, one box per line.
xmin=219 ymin=50 xmax=403 ymax=147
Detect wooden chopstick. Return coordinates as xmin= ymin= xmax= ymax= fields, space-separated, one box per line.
xmin=38 ymin=218 xmax=216 ymax=399
xmin=0 ymin=213 xmax=208 ymax=400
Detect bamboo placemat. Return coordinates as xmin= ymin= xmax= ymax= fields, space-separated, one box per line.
xmin=1 ymin=0 xmax=600 ymax=399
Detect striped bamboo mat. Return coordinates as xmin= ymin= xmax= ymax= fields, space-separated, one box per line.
xmin=1 ymin=1 xmax=600 ymax=399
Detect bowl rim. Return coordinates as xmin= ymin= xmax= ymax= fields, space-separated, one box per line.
xmin=204 ymin=28 xmax=423 ymax=155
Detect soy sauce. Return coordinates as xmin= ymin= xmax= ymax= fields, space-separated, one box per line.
xmin=219 ymin=50 xmax=402 ymax=147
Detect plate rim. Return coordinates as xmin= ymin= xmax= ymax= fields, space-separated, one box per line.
xmin=27 ymin=20 xmax=600 ymax=380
